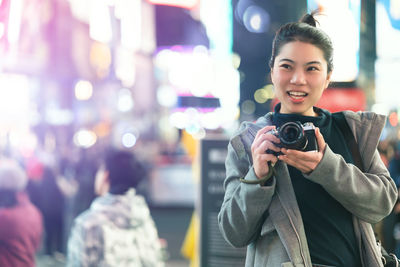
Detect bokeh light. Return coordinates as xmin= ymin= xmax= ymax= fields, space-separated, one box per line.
xmin=254 ymin=84 xmax=274 ymax=104
xmin=243 ymin=5 xmax=270 ymax=33
xmin=157 ymin=85 xmax=178 ymax=107
xmin=241 ymin=99 xmax=256 ymax=115
xmin=73 ymin=129 xmax=97 ymax=148
xmin=122 ymin=132 xmax=137 ymax=148
xmin=75 ymin=80 xmax=93 ymax=101
xmin=117 ymin=88 xmax=134 ymax=112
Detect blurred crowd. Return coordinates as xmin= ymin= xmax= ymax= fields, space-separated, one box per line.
xmin=378 ymin=138 xmax=400 ymax=255
xmin=0 ymin=142 xmax=168 ymax=267
xmin=24 ymin=145 xmax=101 ymax=260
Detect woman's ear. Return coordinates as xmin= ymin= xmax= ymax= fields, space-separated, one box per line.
xmin=270 ymin=70 xmax=275 ymax=85
xmin=324 ymin=71 xmax=332 ymax=89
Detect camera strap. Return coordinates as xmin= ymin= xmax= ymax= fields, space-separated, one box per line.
xmin=332 ymin=112 xmax=364 ymax=171
xmin=240 ymin=162 xmax=276 ymax=185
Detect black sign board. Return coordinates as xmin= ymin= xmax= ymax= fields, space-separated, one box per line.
xmin=200 ymin=138 xmax=246 ymax=267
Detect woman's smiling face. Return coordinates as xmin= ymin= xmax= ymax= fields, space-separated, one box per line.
xmin=271 ymin=41 xmax=332 ymax=116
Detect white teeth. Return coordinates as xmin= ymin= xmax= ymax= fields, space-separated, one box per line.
xmin=288 ymin=91 xmax=307 ymax=97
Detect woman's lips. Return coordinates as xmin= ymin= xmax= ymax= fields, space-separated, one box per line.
xmin=287 ymin=91 xmax=307 ymax=102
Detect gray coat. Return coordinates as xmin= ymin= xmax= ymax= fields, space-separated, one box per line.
xmin=218 ymin=110 xmax=398 ymax=267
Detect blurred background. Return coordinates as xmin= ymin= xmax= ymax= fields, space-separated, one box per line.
xmin=0 ymin=0 xmax=400 ymax=266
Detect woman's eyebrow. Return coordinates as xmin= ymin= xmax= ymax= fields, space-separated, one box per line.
xmin=278 ymin=58 xmax=294 ymax=63
xmin=305 ymin=61 xmax=322 ymax=66
xmin=278 ymin=59 xmax=322 ymax=65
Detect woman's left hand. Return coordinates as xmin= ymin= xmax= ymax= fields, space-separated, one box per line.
xmin=278 ymin=127 xmax=326 ymax=174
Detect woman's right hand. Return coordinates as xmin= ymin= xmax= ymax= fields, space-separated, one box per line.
xmin=251 ymin=125 xmax=281 ymax=179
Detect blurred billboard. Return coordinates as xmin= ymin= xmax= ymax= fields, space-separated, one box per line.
xmin=307 ymin=0 xmax=361 ymax=82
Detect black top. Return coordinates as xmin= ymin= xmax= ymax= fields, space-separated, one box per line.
xmin=272 ymin=104 xmax=362 ymax=267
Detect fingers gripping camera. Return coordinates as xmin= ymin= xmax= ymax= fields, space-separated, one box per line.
xmin=267 ymin=121 xmax=318 ymax=156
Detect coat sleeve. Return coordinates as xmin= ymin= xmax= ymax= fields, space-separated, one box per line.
xmin=304 ymin=145 xmax=397 ymax=224
xmin=217 ymin=132 xmax=276 ymax=248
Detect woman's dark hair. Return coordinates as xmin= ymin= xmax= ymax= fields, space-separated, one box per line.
xmin=269 ymin=11 xmax=333 ymax=73
xmin=104 ymin=149 xmax=147 ymax=195
xmin=0 ymin=189 xmax=17 ymax=208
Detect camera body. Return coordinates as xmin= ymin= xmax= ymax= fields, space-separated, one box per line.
xmin=267 ymin=121 xmax=318 ymax=155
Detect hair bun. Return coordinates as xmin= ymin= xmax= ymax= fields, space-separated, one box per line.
xmin=300 ymin=13 xmax=317 ymax=27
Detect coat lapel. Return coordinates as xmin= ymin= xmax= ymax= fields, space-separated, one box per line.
xmin=269 ymin=161 xmax=312 ymax=266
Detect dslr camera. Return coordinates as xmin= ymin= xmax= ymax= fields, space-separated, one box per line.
xmin=267 ymin=121 xmax=318 ymax=155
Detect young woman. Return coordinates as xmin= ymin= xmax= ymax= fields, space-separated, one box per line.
xmin=218 ymin=12 xmax=398 ymax=267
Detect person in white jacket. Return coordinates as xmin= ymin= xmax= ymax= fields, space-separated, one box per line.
xmin=67 ymin=149 xmax=164 ymax=267
xmin=218 ymin=11 xmax=398 ymax=267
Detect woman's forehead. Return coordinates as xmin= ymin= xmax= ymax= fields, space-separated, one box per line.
xmin=276 ymin=41 xmax=326 ymax=62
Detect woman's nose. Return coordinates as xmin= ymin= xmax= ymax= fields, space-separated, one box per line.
xmin=290 ymin=69 xmax=306 ymax=85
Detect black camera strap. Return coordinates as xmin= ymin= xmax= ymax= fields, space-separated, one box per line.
xmin=331 ymin=112 xmax=364 ymax=171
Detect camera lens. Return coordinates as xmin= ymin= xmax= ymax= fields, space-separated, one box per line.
xmin=282 ymin=125 xmax=300 ymax=142
xmin=278 ymin=121 xmax=307 ymax=150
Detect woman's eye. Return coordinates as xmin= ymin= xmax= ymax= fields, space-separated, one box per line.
xmin=307 ymin=66 xmax=319 ymax=71
xmin=280 ymin=64 xmax=291 ymax=69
